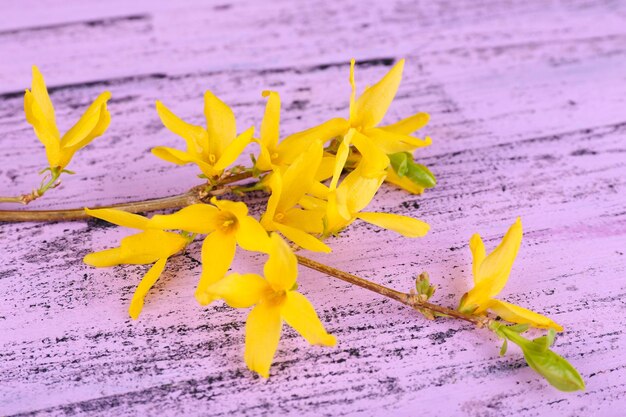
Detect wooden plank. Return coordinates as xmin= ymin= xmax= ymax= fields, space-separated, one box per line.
xmin=1 ymin=0 xmax=625 ymax=415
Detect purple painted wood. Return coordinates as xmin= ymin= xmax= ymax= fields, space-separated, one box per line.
xmin=1 ymin=0 xmax=625 ymax=415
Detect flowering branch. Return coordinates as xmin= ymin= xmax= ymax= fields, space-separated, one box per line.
xmin=0 ymin=59 xmax=584 ymax=389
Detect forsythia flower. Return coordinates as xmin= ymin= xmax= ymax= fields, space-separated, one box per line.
xmin=83 ymin=209 xmax=188 ymax=319
xmin=278 ymin=59 xmax=431 ymax=162
xmin=254 ymin=91 xmax=286 ymax=171
xmin=260 ymin=140 xmax=331 ymax=253
xmin=24 ymin=66 xmax=111 ymax=171
xmin=343 ymin=58 xmax=431 ymax=154
xmin=458 ymin=218 xmax=563 ymax=331
xmin=152 ymin=91 xmax=254 ymax=178
xmin=205 ymin=233 xmax=336 ymax=378
xmin=148 ymin=198 xmax=270 ymax=305
xmin=323 ymin=129 xmax=430 ymax=237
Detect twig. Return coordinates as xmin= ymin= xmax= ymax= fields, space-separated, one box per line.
xmin=295 ymin=254 xmax=488 ymax=327
xmin=0 ymin=171 xmax=255 ymax=222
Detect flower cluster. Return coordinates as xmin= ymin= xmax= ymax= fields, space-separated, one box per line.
xmin=84 ymin=60 xmax=433 ymax=377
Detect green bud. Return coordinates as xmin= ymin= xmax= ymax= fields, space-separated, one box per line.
xmin=388 ymin=152 xmax=436 ymax=188
xmin=415 ymin=272 xmax=436 ymax=300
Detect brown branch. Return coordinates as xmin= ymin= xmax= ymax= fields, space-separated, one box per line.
xmin=295 ymin=254 xmax=488 ymax=327
xmin=0 ymin=171 xmax=255 ymax=223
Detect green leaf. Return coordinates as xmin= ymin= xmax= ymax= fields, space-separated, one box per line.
xmin=522 ymin=345 xmax=585 ymax=392
xmin=497 ymin=326 xmax=585 ymax=392
xmin=499 ymin=339 xmax=508 ymax=356
xmin=388 ymin=152 xmax=436 ymax=188
xmin=531 ymin=330 xmax=555 ymax=352
xmin=508 ymin=323 xmax=530 ymax=334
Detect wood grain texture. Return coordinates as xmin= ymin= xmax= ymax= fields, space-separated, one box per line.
xmin=1 ymin=0 xmax=625 ymax=415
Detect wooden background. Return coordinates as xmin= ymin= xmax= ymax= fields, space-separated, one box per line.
xmin=1 ymin=0 xmax=625 ymax=415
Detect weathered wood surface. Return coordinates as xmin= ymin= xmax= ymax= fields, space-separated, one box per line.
xmin=1 ymin=0 xmax=625 ymax=415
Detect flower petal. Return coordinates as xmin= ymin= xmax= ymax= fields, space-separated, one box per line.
xmin=245 ymin=301 xmax=282 ymax=378
xmin=205 ymin=273 xmax=269 ymax=308
xmin=204 ymin=90 xmax=236 ymax=156
xmin=151 ymin=146 xmax=193 ymax=165
xmin=351 ymin=131 xmax=390 ymax=176
xmin=149 ymin=204 xmax=219 ymax=234
xmin=30 ymin=66 xmax=58 ymax=135
xmin=356 ymin=212 xmax=429 ymax=237
xmin=329 ymin=128 xmax=355 ymax=190
xmin=299 ymin=195 xmax=327 ymax=212
xmin=380 ymin=112 xmax=430 ymax=135
xmin=264 ymin=233 xmax=298 ymax=291
xmin=283 ymin=208 xmax=324 ymax=234
xmin=236 ymin=214 xmax=271 ymax=253
xmin=351 ymin=59 xmax=404 ymax=128
xmin=196 ymin=231 xmax=237 ymax=305
xmin=470 ymin=233 xmax=486 ymax=283
xmin=323 ymin=190 xmax=353 ymax=234
xmin=61 ymin=91 xmax=111 ymax=148
xmin=364 ymin=127 xmax=431 ymax=154
xmin=254 ymin=138 xmax=275 ymax=172
xmin=278 ymin=140 xmax=323 ymax=213
xmin=214 ymin=126 xmax=254 ymax=171
xmin=476 ymin=217 xmax=523 ymax=298
xmin=281 ymin=291 xmax=337 ymax=346
xmin=128 ymin=257 xmax=168 ymax=320
xmin=276 ymin=223 xmax=331 ymax=254
xmin=24 ymin=89 xmax=61 ymax=167
xmin=278 ymin=118 xmax=350 ymax=165
xmin=83 ymin=247 xmax=125 ymax=267
xmin=85 ymin=207 xmax=151 ymax=229
xmin=487 ymin=299 xmax=563 ymax=332
xmin=260 ymin=91 xmax=280 ymax=150
xmin=261 ymin=171 xmax=282 ymax=230
xmin=349 ymin=59 xmax=357 ymax=122
xmin=338 ymin=170 xmax=384 ymax=215
xmin=84 ymin=230 xmax=186 ymax=266
xmin=315 ymin=155 xmax=336 ymax=182
xmin=156 ymin=100 xmax=208 ymax=154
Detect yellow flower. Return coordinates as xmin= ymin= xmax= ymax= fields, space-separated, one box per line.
xmin=152 ymin=91 xmax=254 ymax=178
xmin=255 ymin=90 xmax=349 ymax=174
xmin=24 ymin=66 xmax=111 ymax=170
xmin=147 ymin=198 xmax=271 ymax=305
xmin=205 ymin=233 xmax=336 ymax=378
xmin=345 ymin=59 xmax=431 ymax=154
xmin=458 ymin=218 xmax=563 ymax=331
xmin=279 ymin=59 xmax=431 ymax=163
xmin=323 ymin=130 xmax=430 ymax=237
xmin=83 ymin=209 xmax=187 ymax=320
xmin=255 ymin=90 xmax=350 ymax=171
xmin=260 ymin=140 xmax=331 ymax=253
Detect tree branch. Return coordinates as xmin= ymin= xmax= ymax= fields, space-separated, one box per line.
xmin=295 ymin=254 xmax=488 ymax=327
